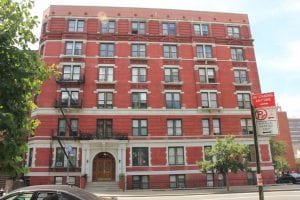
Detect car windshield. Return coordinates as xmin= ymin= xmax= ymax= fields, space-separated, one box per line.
xmin=290 ymin=173 xmax=300 ymax=178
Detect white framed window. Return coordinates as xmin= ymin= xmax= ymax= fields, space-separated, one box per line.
xmin=99 ymin=43 xmax=114 ymax=57
xmin=132 ymin=67 xmax=147 ymax=82
xmin=131 ymin=44 xmax=146 ymax=57
xmin=68 ymin=19 xmax=84 ymax=32
xmin=237 ymin=93 xmax=251 ymax=109
xmin=165 ymin=68 xmax=180 ymax=83
xmin=202 ymin=119 xmax=210 ymax=135
xmin=167 ymin=119 xmax=182 ymax=136
xmin=168 ymin=147 xmax=184 ymax=165
xmin=132 ymin=119 xmax=148 ymax=136
xmin=98 ymin=66 xmax=114 ymax=82
xmin=101 ymin=21 xmax=115 ymax=33
xmin=62 ymin=64 xmax=81 ymax=81
xmin=132 ymin=21 xmax=146 ymax=34
xmin=201 ymin=92 xmax=218 ymax=108
xmin=241 ymin=119 xmax=253 ymax=134
xmin=231 ymin=47 xmax=244 ymax=61
xmin=196 ymin=45 xmax=213 ymax=58
xmin=199 ymin=68 xmax=215 ymax=83
xmin=162 ymin=22 xmax=176 ymax=35
xmin=227 ymin=26 xmax=240 ymax=38
xmin=234 ymin=69 xmax=248 ymax=84
xmin=194 ymin=24 xmax=209 ymax=36
xmin=65 ymin=41 xmax=83 ymax=55
xmin=163 ymin=45 xmax=177 ymax=58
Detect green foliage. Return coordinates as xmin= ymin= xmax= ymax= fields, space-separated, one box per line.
xmin=0 ymin=0 xmax=50 ymax=177
xmin=270 ymin=138 xmax=289 ymax=174
xmin=197 ymin=135 xmax=249 ymax=190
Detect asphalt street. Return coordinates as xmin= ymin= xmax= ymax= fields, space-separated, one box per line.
xmin=117 ymin=191 xmax=300 ymax=200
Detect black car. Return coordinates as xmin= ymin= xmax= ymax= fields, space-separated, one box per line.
xmin=0 ymin=185 xmax=104 ymax=200
xmin=276 ymin=173 xmax=300 ymax=184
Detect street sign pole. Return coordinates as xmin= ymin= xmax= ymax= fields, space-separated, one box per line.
xmin=251 ymin=104 xmax=264 ymax=200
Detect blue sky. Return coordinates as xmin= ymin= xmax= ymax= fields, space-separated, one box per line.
xmin=32 ymin=0 xmax=300 ymax=118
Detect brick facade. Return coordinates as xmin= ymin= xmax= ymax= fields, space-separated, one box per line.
xmin=27 ymin=5 xmax=274 ymax=189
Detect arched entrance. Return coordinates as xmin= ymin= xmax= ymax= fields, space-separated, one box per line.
xmin=92 ymin=152 xmax=115 ymax=181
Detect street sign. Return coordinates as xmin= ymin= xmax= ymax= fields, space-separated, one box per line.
xmin=256 ymin=174 xmax=263 ymax=186
xmin=255 ymin=107 xmax=279 ymax=135
xmin=252 ymin=92 xmax=275 ymax=108
xmin=252 ymin=92 xmax=278 ymax=135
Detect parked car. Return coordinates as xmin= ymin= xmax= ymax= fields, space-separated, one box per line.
xmin=0 ymin=185 xmax=104 ymax=200
xmin=276 ymin=173 xmax=300 ymax=184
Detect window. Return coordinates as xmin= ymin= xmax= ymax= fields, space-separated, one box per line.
xmin=36 ymin=192 xmax=60 ymax=200
xmin=68 ymin=19 xmax=84 ymax=32
xmin=98 ymin=92 xmax=113 ymax=108
xmin=234 ymin=69 xmax=248 ymax=84
xmin=100 ymin=43 xmax=114 ymax=57
xmin=168 ymin=147 xmax=184 ymax=165
xmin=207 ymin=173 xmax=214 ymax=187
xmin=131 ymin=44 xmax=146 ymax=57
xmin=132 ymin=119 xmax=148 ymax=136
xmin=101 ymin=21 xmax=115 ymax=33
xmin=213 ymin=119 xmax=221 ymax=135
xmin=132 ymin=92 xmax=147 ymax=108
xmin=201 ymin=92 xmax=218 ymax=108
xmin=42 ymin=22 xmax=47 ymax=33
xmin=202 ymin=119 xmax=210 ymax=135
xmin=132 ymin=147 xmax=148 ymax=166
xmin=248 ymin=144 xmax=256 ymax=162
xmin=227 ymin=26 xmax=240 ymax=38
xmin=164 ymin=68 xmax=179 ymax=82
xmin=163 ymin=45 xmax=177 ymax=58
xmin=65 ymin=41 xmax=83 ymax=55
xmin=55 ymin=147 xmax=77 ymax=168
xmin=68 ymin=148 xmax=77 ymax=167
xmin=132 ymin=175 xmax=149 ymax=189
xmin=237 ymin=93 xmax=251 ymax=109
xmin=132 ymin=21 xmax=146 ymax=34
xmin=58 ymin=119 xmax=66 ymax=136
xmin=54 ymin=176 xmax=63 ymax=185
xmin=241 ymin=119 xmax=253 ymax=134
xmin=204 ymin=146 xmax=212 ymax=161
xmin=99 ymin=66 xmax=114 ymax=82
xmin=5 ymin=193 xmax=34 ymax=200
xmin=194 ymin=24 xmax=209 ymax=36
xmin=162 ymin=22 xmax=176 ymax=35
xmin=28 ymin=148 xmax=33 ymax=167
xmin=196 ymin=45 xmax=213 ymax=58
xmin=61 ymin=90 xmax=79 ymax=106
xmin=170 ymin=175 xmax=185 ymax=188
xmin=62 ymin=65 xmax=81 ymax=81
xmin=96 ymin=119 xmax=112 ymax=138
xmin=166 ymin=92 xmax=181 ymax=109
xmin=231 ymin=47 xmax=244 ymax=61
xmin=55 ymin=147 xmax=65 ymax=167
xmin=199 ymin=68 xmax=215 ymax=83
xmin=167 ymin=119 xmax=182 ymax=136
xmin=132 ymin=67 xmax=147 ymax=82
xmin=70 ymin=119 xmax=78 ymax=136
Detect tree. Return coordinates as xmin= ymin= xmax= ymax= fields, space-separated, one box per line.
xmin=197 ymin=135 xmax=249 ymax=191
xmin=269 ymin=139 xmax=289 ymax=175
xmin=0 ymin=0 xmax=50 ymax=177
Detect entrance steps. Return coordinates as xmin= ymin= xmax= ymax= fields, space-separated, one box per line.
xmin=85 ymin=181 xmax=121 ymax=192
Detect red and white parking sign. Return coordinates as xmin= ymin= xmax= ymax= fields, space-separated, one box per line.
xmin=252 ymin=92 xmax=279 ymax=135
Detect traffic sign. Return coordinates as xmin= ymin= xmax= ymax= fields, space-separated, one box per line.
xmin=66 ymin=145 xmax=73 ymax=153
xmin=252 ymin=92 xmax=275 ymax=108
xmin=255 ymin=107 xmax=278 ymax=135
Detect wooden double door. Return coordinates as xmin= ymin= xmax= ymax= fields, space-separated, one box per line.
xmin=93 ymin=152 xmax=115 ymax=181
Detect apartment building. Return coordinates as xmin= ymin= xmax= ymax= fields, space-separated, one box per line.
xmin=27 ymin=5 xmax=274 ymax=189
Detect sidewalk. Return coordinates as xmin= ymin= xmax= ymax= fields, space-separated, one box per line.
xmin=93 ymin=184 xmax=300 ymax=197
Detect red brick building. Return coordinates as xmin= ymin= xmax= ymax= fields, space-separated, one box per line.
xmin=26 ymin=5 xmax=274 ymax=189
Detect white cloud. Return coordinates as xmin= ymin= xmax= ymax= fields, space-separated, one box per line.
xmin=277 ymin=93 xmax=300 ymax=118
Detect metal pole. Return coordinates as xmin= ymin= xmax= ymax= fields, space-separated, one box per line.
xmin=251 ymin=104 xmax=264 ymax=200
xmin=67 ymin=151 xmax=69 ymax=185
